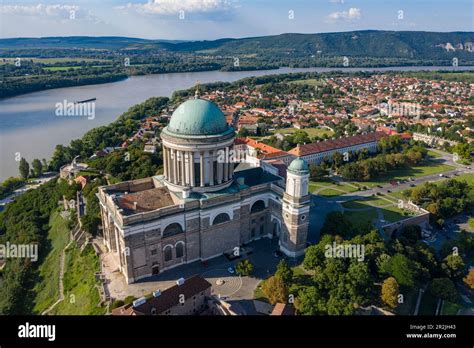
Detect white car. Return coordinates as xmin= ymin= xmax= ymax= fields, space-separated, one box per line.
xmin=227 ymin=267 xmax=235 ymax=274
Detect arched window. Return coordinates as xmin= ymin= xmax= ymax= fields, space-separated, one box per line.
xmin=212 ymin=213 xmax=230 ymax=225
xmin=250 ymin=200 xmax=265 ymax=214
xmin=164 ymin=246 xmax=173 ymax=262
xmin=163 ymin=223 xmax=184 ymax=238
xmin=175 ymin=242 xmax=184 ymax=258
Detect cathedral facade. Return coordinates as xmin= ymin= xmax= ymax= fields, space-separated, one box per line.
xmin=98 ymin=94 xmax=310 ymax=284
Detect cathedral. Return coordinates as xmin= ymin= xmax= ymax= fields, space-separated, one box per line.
xmin=98 ymin=92 xmax=310 ymax=284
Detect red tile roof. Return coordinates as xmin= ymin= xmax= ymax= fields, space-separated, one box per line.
xmin=112 ymin=275 xmax=212 ymax=316
xmin=288 ymin=131 xmax=387 ymax=157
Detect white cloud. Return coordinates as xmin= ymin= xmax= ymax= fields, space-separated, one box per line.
xmin=0 ymin=4 xmax=99 ymax=21
xmin=116 ymin=0 xmax=237 ymax=16
xmin=328 ymin=7 xmax=361 ymax=21
xmin=330 ymin=0 xmax=345 ymax=4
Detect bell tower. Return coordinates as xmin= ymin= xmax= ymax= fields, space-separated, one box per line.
xmin=280 ymin=158 xmax=310 ymax=257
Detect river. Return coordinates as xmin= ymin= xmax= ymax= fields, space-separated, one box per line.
xmin=0 ymin=65 xmax=473 ymax=180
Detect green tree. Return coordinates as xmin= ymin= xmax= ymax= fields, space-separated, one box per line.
xmin=381 ymin=277 xmax=399 ymax=309
xmin=18 ymin=158 xmax=30 ymax=179
xmin=294 ymin=286 xmax=326 ymax=315
xmin=385 ymin=253 xmax=418 ymax=288
xmin=275 ymin=259 xmax=293 ymax=286
xmin=429 ymin=278 xmax=458 ymax=302
xmin=320 ymin=211 xmax=353 ymax=238
xmin=235 ymin=259 xmax=254 ymax=276
xmin=442 ymin=254 xmax=465 ymax=280
xmin=31 ymin=158 xmax=43 ymax=177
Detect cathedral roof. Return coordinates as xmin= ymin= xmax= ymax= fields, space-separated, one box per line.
xmin=166 ymin=98 xmax=231 ymax=136
xmin=288 ymin=158 xmax=309 ymax=175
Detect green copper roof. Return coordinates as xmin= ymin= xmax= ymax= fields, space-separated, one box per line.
xmin=288 ymin=158 xmax=309 ymax=175
xmin=167 ymin=99 xmax=230 ymax=136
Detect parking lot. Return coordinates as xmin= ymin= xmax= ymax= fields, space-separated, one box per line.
xmin=102 ymin=237 xmax=297 ymax=305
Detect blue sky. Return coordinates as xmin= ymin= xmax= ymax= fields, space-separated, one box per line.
xmin=0 ymin=0 xmax=473 ymax=39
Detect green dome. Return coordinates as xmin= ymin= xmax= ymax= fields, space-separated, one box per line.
xmin=167 ymin=99 xmax=229 ymax=136
xmin=288 ymin=158 xmax=309 ymax=175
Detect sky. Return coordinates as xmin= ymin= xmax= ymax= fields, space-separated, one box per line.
xmin=0 ymin=0 xmax=473 ymax=40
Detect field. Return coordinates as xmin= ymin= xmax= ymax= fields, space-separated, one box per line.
xmin=401 ymin=71 xmax=474 ymax=83
xmin=342 ymin=197 xmax=409 ymax=226
xmin=350 ymin=160 xmax=455 ymax=188
xmin=49 ymin=243 xmax=106 ymax=315
xmin=288 ymin=78 xmax=326 ymax=86
xmin=32 ymin=212 xmax=70 ymax=314
xmin=0 ymin=57 xmax=109 ymax=64
xmin=272 ymin=127 xmax=334 ymax=138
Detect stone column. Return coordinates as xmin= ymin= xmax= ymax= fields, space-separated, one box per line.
xmin=167 ymin=148 xmax=172 ymax=181
xmin=189 ymin=151 xmax=195 ymax=187
xmin=172 ymin=149 xmax=178 ymax=185
xmin=180 ymin=151 xmax=186 ymax=186
xmin=162 ymin=146 xmax=167 ymax=179
xmin=209 ymin=151 xmax=214 ymax=186
xmin=223 ymin=147 xmax=229 ymax=182
xmin=200 ymin=152 xmax=205 ymax=187
xmin=217 ymin=160 xmax=223 ymax=184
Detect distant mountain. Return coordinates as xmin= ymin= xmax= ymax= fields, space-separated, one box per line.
xmin=0 ymin=36 xmax=187 ymax=49
xmin=162 ymin=31 xmax=474 ymax=60
xmin=1 ymin=30 xmax=473 ymax=61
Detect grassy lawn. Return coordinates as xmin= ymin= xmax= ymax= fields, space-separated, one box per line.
xmin=453 ymin=173 xmax=474 ymax=186
xmin=344 ymin=209 xmax=378 ymax=229
xmin=427 ymin=150 xmax=443 ymax=158
xmin=43 ymin=66 xmax=83 ymax=71
xmin=342 ymin=196 xmax=394 ymax=209
xmin=50 ymin=243 xmax=106 ymax=315
xmin=32 ymin=212 xmax=70 ymax=314
xmin=311 ymin=180 xmax=360 ymax=196
xmin=441 ymin=301 xmax=462 ymax=315
xmin=288 ymin=78 xmax=326 ymax=86
xmin=319 ymin=187 xmax=348 ymax=197
xmin=381 ymin=205 xmax=411 ymax=223
xmin=273 ymin=127 xmax=334 ymax=138
xmin=418 ymin=292 xmax=439 ymax=315
xmin=352 ymin=160 xmax=455 ymax=188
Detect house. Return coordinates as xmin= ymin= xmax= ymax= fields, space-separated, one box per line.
xmin=271 ymin=303 xmax=295 ymax=316
xmin=111 ymin=275 xmax=212 ymax=316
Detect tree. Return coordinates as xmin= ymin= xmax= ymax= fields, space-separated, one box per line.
xmin=429 ymin=278 xmax=458 ymax=302
xmin=275 ymin=259 xmax=293 ymax=286
xmin=463 ymin=268 xmax=474 ymax=289
xmin=442 ymin=254 xmax=465 ymax=280
xmin=18 ymin=158 xmax=30 ymax=179
xmin=303 ymin=235 xmax=333 ymax=270
xmin=294 ymin=286 xmax=326 ymax=315
xmin=31 ymin=159 xmax=43 ymax=177
xmin=80 ymin=214 xmax=101 ymax=235
xmin=385 ymin=253 xmax=418 ymax=288
xmin=235 ymin=259 xmax=254 ymax=276
xmin=309 ymin=164 xmax=328 ymax=180
xmin=262 ymin=275 xmax=288 ymax=305
xmin=381 ymin=277 xmax=399 ymax=309
xmin=320 ymin=211 xmax=353 ymax=238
